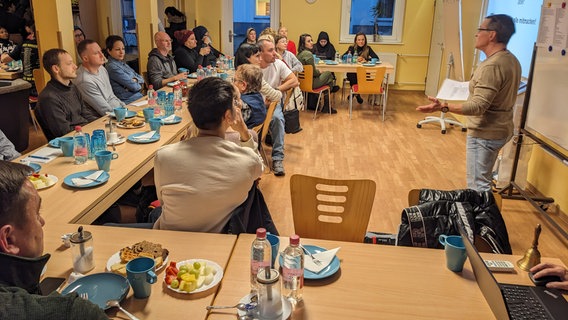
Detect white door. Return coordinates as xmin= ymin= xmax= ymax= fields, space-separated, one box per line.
xmin=221 ymin=0 xmax=280 ymax=57
xmin=425 ymin=0 xmax=444 ymax=97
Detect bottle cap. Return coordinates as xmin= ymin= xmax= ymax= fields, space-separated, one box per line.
xmin=74 ymin=125 xmax=82 ymax=131
xmin=148 ymin=84 xmax=153 ymax=89
xmin=290 ymin=234 xmax=300 ymax=245
xmin=256 ymin=228 xmax=267 ymax=238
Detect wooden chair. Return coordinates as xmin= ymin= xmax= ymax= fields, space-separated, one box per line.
xmin=297 ymin=65 xmax=331 ymax=119
xmin=406 ymin=189 xmax=502 ymax=253
xmin=252 ymin=100 xmax=278 ymax=172
xmin=290 ymin=174 xmax=376 ymax=242
xmin=349 ymin=66 xmax=387 ymax=120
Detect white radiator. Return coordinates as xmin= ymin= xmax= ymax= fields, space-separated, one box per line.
xmin=378 ymin=52 xmax=397 ymax=85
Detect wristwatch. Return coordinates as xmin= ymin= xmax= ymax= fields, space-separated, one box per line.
xmin=441 ymin=103 xmax=449 ymax=113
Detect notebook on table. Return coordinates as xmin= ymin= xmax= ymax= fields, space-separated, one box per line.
xmin=459 ymin=225 xmax=568 ymax=320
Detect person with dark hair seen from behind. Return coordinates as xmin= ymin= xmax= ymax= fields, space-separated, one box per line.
xmin=173 ymin=29 xmax=211 ymax=73
xmin=417 ymin=14 xmax=521 ymax=192
xmin=73 ymin=26 xmax=86 ymax=46
xmin=0 ymin=25 xmax=20 ymax=65
xmin=147 ymin=32 xmax=187 ymax=90
xmin=278 ymin=26 xmax=296 ymax=55
xmin=241 ymin=27 xmax=257 ymax=47
xmin=37 ymin=48 xmax=96 ymax=140
xmin=274 ymin=34 xmax=303 ymax=73
xmin=296 ymin=33 xmax=339 ymax=113
xmin=343 ymin=32 xmax=379 ymax=104
xmin=314 ymin=31 xmax=336 ymax=60
xmin=153 ymin=77 xmax=263 ymax=232
xmin=193 ymin=25 xmax=224 ymax=66
xmin=0 ymin=161 xmax=108 ymax=319
xmin=104 ymin=35 xmax=144 ymax=104
xmin=164 ymin=6 xmax=186 ymax=49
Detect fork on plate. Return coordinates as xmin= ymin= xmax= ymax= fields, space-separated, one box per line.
xmin=301 ymin=245 xmax=322 ymax=266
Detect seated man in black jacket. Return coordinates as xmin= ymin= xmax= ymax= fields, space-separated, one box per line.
xmin=0 ymin=161 xmax=106 ymax=319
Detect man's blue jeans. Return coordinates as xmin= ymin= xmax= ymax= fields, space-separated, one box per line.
xmin=269 ymin=102 xmax=285 ymax=161
xmin=466 ymin=136 xmax=508 ymax=191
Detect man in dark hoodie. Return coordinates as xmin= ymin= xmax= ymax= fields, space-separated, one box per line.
xmin=147 ymin=31 xmax=187 ymax=89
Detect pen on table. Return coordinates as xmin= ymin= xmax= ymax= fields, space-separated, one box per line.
xmin=29 ymin=155 xmax=51 ymax=160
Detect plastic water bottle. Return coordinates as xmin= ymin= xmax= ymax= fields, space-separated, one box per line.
xmin=196 ymin=65 xmax=205 ymax=81
xmin=346 ymin=51 xmax=352 ymax=64
xmin=147 ymin=84 xmax=155 ymax=104
xmin=281 ymin=235 xmax=304 ymax=303
xmin=73 ymin=126 xmax=88 ymax=165
xmin=335 ymin=52 xmax=341 ymax=63
xmin=251 ymin=228 xmax=272 ymax=291
xmin=228 ymin=56 xmax=234 ymax=70
xmin=206 ymin=65 xmax=213 ymax=77
xmin=173 ymin=85 xmax=182 ymax=109
xmin=353 ymin=50 xmax=358 ymax=64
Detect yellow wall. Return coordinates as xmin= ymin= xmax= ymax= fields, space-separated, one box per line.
xmin=281 ymin=0 xmax=434 ymax=91
xmin=135 ymin=0 xmax=161 ymax=74
xmin=195 ymin=0 xmax=222 ymax=51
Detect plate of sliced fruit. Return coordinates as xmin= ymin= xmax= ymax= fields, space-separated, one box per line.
xmin=164 ymin=259 xmax=223 ymax=294
xmin=28 ymin=173 xmax=58 ymax=190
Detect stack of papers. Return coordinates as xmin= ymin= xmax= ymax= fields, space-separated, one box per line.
xmin=22 ymin=147 xmax=63 ymax=163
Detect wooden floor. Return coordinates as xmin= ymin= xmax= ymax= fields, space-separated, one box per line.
xmin=24 ymin=90 xmax=568 ymax=265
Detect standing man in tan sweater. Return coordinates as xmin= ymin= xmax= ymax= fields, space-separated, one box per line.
xmin=417 ymin=14 xmax=521 ymax=191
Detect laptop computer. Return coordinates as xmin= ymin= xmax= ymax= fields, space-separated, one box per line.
xmin=459 ymin=226 xmax=568 ymax=320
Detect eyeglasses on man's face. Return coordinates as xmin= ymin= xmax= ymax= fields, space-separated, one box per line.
xmin=477 ymin=28 xmax=494 ymax=32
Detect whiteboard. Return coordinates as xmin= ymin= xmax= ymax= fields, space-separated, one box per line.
xmin=525 ymin=2 xmax=568 ymax=153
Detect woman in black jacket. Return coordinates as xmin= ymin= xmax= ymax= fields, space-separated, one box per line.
xmin=173 ymin=29 xmax=211 ymax=73
xmin=343 ymin=32 xmax=379 ymax=104
xmin=313 ymin=31 xmax=336 ymax=60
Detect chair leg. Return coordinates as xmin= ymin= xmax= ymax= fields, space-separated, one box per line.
xmin=349 ymin=90 xmax=354 ymax=119
xmin=29 ymin=105 xmax=39 ymax=133
xmin=313 ymin=92 xmax=323 ymax=120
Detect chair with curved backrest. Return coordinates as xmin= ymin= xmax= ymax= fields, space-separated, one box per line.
xmin=406 ymin=188 xmax=503 ymax=253
xmin=297 ymin=65 xmax=331 ymax=119
xmin=290 ymin=174 xmax=376 ymax=242
xmin=349 ymin=66 xmax=387 ymax=121
xmin=252 ymin=100 xmax=278 ymax=173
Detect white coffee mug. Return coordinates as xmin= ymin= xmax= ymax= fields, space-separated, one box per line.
xmin=108 ymin=132 xmax=119 ymax=144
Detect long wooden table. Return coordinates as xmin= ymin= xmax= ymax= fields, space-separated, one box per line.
xmin=0 ymin=69 xmax=22 ymax=80
xmin=208 ymin=234 xmax=567 ymax=320
xmin=19 ymin=95 xmax=193 ymax=224
xmin=43 ymin=224 xmax=237 ymax=319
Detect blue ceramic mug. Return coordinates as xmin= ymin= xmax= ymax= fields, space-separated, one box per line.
xmin=94 ymin=150 xmax=118 ymax=172
xmin=143 ymin=107 xmax=154 ymax=123
xmin=266 ymin=233 xmax=280 ymax=268
xmin=59 ymin=137 xmax=75 ymax=157
xmin=149 ymin=118 xmax=162 ymax=133
xmin=439 ymin=235 xmax=467 ymax=272
xmin=126 ymin=257 xmax=157 ymax=299
xmin=114 ymin=107 xmax=128 ymax=122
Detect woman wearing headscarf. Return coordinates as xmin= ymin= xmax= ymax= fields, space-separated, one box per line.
xmin=193 ymin=25 xmax=223 ymax=66
xmin=342 ymin=32 xmax=379 ymax=104
xmin=313 ymin=31 xmax=336 ymax=60
xmin=173 ymin=29 xmax=211 ymax=73
xmin=240 ymin=27 xmax=256 ymax=47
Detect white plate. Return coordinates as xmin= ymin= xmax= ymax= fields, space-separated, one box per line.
xmin=237 ymin=293 xmax=292 ymax=319
xmin=106 ymin=137 xmax=126 ymax=145
xmin=164 ymin=259 xmax=223 ymax=294
xmin=28 ymin=174 xmax=58 ymax=190
xmin=105 ymin=251 xmax=169 ymax=273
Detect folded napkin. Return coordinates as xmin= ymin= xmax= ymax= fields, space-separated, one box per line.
xmin=162 ymin=114 xmax=176 ymax=123
xmin=129 ymin=100 xmax=148 ymax=107
xmin=133 ymin=131 xmax=157 ymax=141
xmin=304 ymin=247 xmax=340 ymax=273
xmin=22 ymin=147 xmax=63 ymax=163
xmin=71 ymin=170 xmax=104 ymax=186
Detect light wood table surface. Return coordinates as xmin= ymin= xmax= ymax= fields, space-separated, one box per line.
xmin=208 ymin=234 xmax=566 ymax=320
xmin=42 ymin=223 xmax=237 ymax=320
xmin=0 ymin=69 xmax=22 ymax=80
xmin=18 ymin=99 xmax=193 ymax=224
xmin=316 ymin=61 xmax=394 ymax=74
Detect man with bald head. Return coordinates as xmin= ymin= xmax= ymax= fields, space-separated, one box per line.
xmin=147 ymin=31 xmax=187 ymax=89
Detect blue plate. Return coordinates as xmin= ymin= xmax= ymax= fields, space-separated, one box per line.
xmin=188 ymin=72 xmax=197 ymax=79
xmin=108 ymin=110 xmax=136 ymax=119
xmin=324 ymin=60 xmax=339 ymax=65
xmin=278 ymin=245 xmax=340 ymax=280
xmin=48 ymin=138 xmax=61 ymax=148
xmin=61 ymin=272 xmax=129 ymax=310
xmin=27 ymin=163 xmax=41 ymax=173
xmin=158 ymin=116 xmax=182 ymax=125
xmin=127 ymin=132 xmax=161 ymax=144
xmin=167 ymin=81 xmax=181 ymax=87
xmin=63 ymin=170 xmax=110 ymax=188
xmin=362 ymin=63 xmax=376 ymax=67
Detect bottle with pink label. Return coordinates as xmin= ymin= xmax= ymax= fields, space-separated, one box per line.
xmin=281 ymin=234 xmax=304 ymax=303
xmin=250 ymin=228 xmax=271 ymax=291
